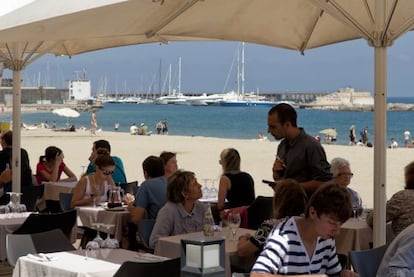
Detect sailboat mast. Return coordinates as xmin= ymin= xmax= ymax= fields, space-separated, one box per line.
xmin=178 ymin=57 xmax=182 ymax=94
xmin=237 ymin=43 xmax=240 ymax=95
xmin=168 ymin=64 xmax=172 ymax=95
xmin=241 ymin=42 xmax=245 ymax=96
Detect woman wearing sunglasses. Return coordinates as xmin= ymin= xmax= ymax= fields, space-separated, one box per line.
xmin=71 ymin=148 xmax=115 ymax=208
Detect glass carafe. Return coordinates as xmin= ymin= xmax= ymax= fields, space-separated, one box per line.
xmin=108 ymin=187 xmax=122 ymax=208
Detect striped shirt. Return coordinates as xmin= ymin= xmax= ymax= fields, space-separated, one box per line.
xmin=251 ymin=216 xmax=342 ymax=275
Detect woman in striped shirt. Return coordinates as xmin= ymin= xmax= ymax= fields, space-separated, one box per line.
xmin=251 ymin=183 xmax=358 ymax=277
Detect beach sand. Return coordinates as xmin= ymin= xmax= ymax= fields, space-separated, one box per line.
xmin=19 ymin=128 xmax=413 ymax=208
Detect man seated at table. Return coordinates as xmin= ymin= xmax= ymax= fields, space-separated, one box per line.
xmin=126 ymin=156 xmax=166 ymax=250
xmin=377 ymin=223 xmax=414 ymax=276
xmin=0 ymin=131 xmax=34 ymax=205
xmin=149 ymin=170 xmax=206 ymax=249
xmin=251 ymin=183 xmax=358 ymax=277
xmin=85 ymin=140 xmax=127 ymax=184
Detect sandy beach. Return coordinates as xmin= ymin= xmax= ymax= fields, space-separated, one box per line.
xmin=18 ymin=128 xmax=414 ymax=208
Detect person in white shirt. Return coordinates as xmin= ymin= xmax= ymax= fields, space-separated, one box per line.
xmin=404 ymin=130 xmax=411 ymax=147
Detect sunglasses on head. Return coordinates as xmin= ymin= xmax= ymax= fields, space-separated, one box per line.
xmin=99 ymin=168 xmax=114 ymax=176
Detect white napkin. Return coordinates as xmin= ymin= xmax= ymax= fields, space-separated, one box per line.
xmin=27 ymin=253 xmax=57 ymax=262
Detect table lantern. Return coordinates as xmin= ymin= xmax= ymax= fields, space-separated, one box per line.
xmin=180 ymin=237 xmax=225 ymax=277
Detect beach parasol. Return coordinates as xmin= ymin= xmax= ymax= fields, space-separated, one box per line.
xmin=53 ymin=108 xmax=80 ymax=126
xmin=1 ymin=0 xmax=414 ymax=246
xmin=319 ymin=128 xmax=337 ymax=137
xmin=52 ymin=108 xmax=80 ymax=118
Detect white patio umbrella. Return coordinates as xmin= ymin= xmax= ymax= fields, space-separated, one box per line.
xmin=52 ymin=108 xmax=80 ymax=126
xmin=1 ymin=0 xmax=414 ymax=246
xmin=52 ymin=108 xmax=80 ymax=118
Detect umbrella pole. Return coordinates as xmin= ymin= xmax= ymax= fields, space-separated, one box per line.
xmin=373 ymin=46 xmax=387 ymax=247
xmin=12 ymin=69 xmax=21 ymax=193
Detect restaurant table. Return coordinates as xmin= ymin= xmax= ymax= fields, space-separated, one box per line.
xmin=155 ymin=227 xmax=255 ymax=277
xmin=0 ymin=212 xmax=31 ymax=261
xmin=76 ymin=205 xmax=130 ymax=241
xmin=336 ymin=218 xmax=373 ymax=255
xmin=12 ymin=248 xmax=169 ymax=277
xmin=42 ymin=181 xmax=77 ymax=201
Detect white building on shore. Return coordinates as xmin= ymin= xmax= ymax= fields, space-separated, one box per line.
xmin=69 ymin=79 xmax=91 ymax=100
xmin=312 ymin=87 xmax=373 ymax=106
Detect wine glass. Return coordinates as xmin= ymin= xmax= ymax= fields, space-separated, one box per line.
xmin=202 ymin=178 xmax=210 ymax=199
xmin=101 ymin=224 xmax=119 ymax=249
xmin=79 ymin=165 xmax=87 ymax=178
xmin=89 ymin=215 xmax=104 ymax=247
xmin=209 ymin=179 xmax=218 ymax=199
xmin=227 ymin=213 xmax=241 ymax=240
xmin=85 ymin=240 xmax=100 ymax=260
xmin=93 ymin=183 xmax=103 ymax=207
xmin=352 ymin=204 xmax=359 ymax=220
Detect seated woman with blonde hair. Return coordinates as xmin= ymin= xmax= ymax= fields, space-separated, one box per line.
xmin=217 ymin=148 xmax=255 ymax=210
xmin=71 ymin=148 xmax=116 ymax=208
xmin=149 ymin=170 xmax=207 ymax=249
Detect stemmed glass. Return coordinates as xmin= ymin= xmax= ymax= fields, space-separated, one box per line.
xmin=202 ymin=178 xmax=210 ymax=199
xmin=101 ymin=224 xmax=119 ymax=249
xmin=352 ymin=204 xmax=359 ymax=220
xmin=92 ymin=183 xmax=103 ymax=208
xmin=79 ymin=165 xmax=87 ymax=178
xmin=209 ymin=179 xmax=218 ymax=199
xmin=85 ymin=240 xmax=100 ymax=260
xmin=89 ymin=215 xmax=104 ymax=247
xmin=227 ymin=213 xmax=241 ymax=240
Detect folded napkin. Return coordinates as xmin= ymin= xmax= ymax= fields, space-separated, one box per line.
xmin=27 ymin=253 xmax=56 ymax=262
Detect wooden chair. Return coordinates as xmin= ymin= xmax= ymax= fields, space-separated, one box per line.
xmin=349 ymin=244 xmax=388 ymax=277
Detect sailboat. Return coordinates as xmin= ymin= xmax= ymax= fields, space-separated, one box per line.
xmin=218 ymin=42 xmax=276 ymax=107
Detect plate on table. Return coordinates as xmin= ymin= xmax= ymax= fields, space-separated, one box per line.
xmin=103 ymin=204 xmax=127 ymax=211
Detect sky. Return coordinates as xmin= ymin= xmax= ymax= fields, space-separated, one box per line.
xmin=3 ymin=32 xmax=414 ymax=97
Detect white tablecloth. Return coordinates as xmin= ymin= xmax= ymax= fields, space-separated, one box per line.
xmin=12 ymin=248 xmax=166 ymax=277
xmin=76 ymin=206 xmax=129 ymax=241
xmin=155 ymin=227 xmax=255 ymax=277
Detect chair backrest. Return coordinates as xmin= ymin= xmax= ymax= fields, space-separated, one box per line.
xmin=119 ymin=181 xmax=139 ymax=195
xmin=59 ymin=192 xmax=73 ymax=211
xmin=247 ymin=196 xmax=273 ymax=230
xmin=6 ymin=233 xmax=36 ymax=267
xmin=32 ymin=229 xmax=75 ymax=253
xmin=137 ymin=219 xmax=156 ymax=252
xmin=349 ymin=244 xmax=388 ymax=277
xmin=113 ymin=257 xmax=180 ymax=277
xmin=20 ymin=184 xmax=44 ymax=212
xmin=13 ymin=209 xmax=77 ymax=239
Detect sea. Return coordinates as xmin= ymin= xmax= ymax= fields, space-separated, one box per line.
xmin=6 ymin=96 xmax=414 ymax=146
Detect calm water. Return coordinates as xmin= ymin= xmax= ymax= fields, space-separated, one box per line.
xmin=6 ymin=96 xmax=414 ymax=146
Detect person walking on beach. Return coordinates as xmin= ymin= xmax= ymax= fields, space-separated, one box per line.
xmin=90 ymin=110 xmax=97 ymax=135
xmin=114 ymin=121 xmax=120 ymax=132
xmin=349 ymin=124 xmax=356 ymax=145
xmin=404 ymin=130 xmax=411 ymax=147
xmin=267 ymin=103 xmax=332 ymax=196
xmin=360 ymin=126 xmax=368 ymax=145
